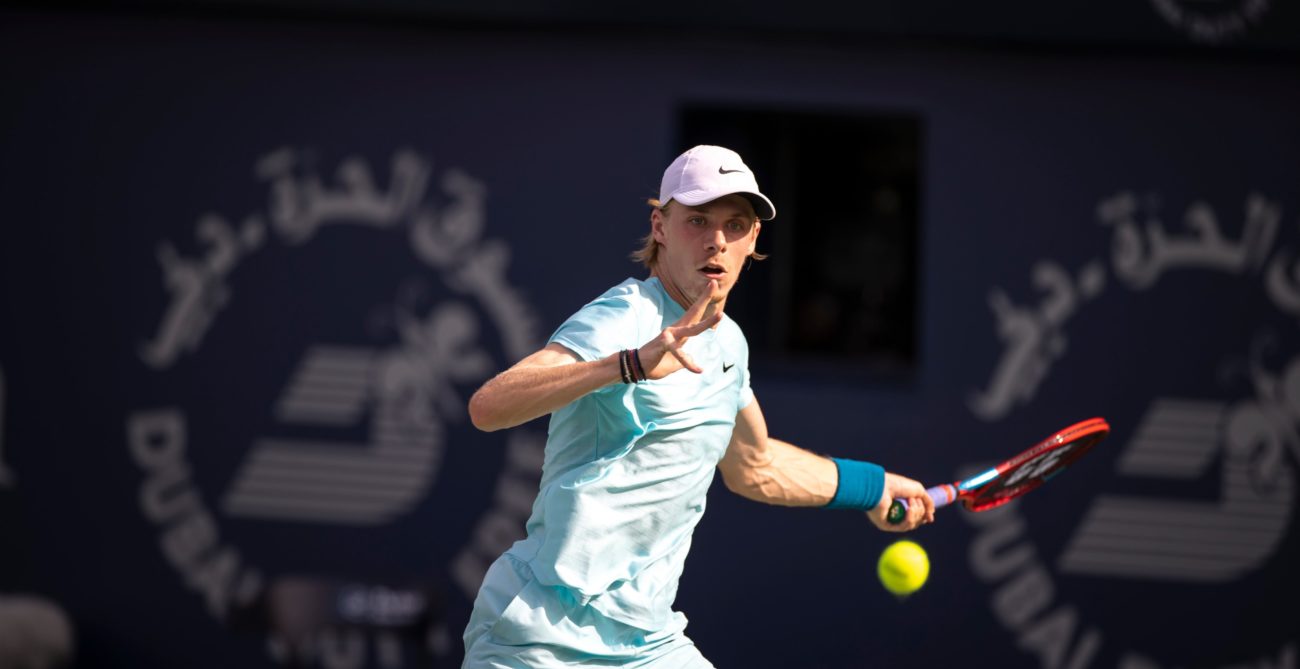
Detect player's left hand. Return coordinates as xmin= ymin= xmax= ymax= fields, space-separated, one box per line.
xmin=866 ymin=472 xmax=935 ymax=532
xmin=636 ymin=279 xmax=724 ymax=379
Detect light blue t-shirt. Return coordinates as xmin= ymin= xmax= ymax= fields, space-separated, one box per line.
xmin=505 ymin=276 xmax=753 ymax=632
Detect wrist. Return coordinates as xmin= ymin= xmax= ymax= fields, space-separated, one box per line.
xmin=824 ymin=458 xmax=885 ymax=511
xmin=616 ymin=348 xmax=647 ymax=384
xmin=602 ymin=352 xmax=625 ymax=387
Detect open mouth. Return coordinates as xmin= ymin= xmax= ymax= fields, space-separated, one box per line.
xmin=698 ymin=263 xmax=726 ymax=280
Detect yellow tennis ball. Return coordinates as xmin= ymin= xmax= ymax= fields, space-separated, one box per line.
xmin=877 ymin=540 xmax=930 ymax=596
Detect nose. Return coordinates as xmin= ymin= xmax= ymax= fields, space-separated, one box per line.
xmin=706 ymin=225 xmax=727 ymax=253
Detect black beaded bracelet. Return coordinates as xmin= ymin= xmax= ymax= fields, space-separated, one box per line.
xmin=630 ymin=348 xmax=648 ymax=382
xmin=618 ymin=349 xmax=633 ymax=384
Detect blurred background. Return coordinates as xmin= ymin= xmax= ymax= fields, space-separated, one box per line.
xmin=1 ymin=1 xmax=1298 ymax=667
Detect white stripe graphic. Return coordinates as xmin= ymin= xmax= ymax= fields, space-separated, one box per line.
xmin=225 ymin=495 xmax=410 ymax=522
xmin=274 ymin=346 xmax=375 ymax=425
xmin=222 ymin=326 xmax=477 ymax=525
xmin=249 ymin=440 xmax=436 ymax=463
xmin=224 ymin=341 xmax=445 ymax=525
xmin=228 ymin=478 xmax=425 ymax=503
xmin=1117 ymin=400 xmax=1224 ymax=478
xmin=223 ymin=436 xmax=441 ymax=525
xmin=1059 ymin=402 xmax=1293 ymax=582
xmin=227 ymin=464 xmax=428 ymax=490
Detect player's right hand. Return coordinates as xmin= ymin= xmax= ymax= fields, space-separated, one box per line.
xmin=636 ymin=279 xmax=724 ymax=379
xmin=867 ymin=472 xmax=936 ymax=532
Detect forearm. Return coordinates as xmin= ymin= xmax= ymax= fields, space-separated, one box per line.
xmin=721 ymin=437 xmax=839 ymax=507
xmin=718 ymin=399 xmax=928 ymax=528
xmin=468 ymin=352 xmax=620 ymax=432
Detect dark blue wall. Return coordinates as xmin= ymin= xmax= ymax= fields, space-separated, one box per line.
xmin=2 ymin=10 xmax=1298 ymax=669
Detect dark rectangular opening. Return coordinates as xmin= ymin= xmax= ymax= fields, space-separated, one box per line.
xmin=678 ymin=105 xmax=923 ymax=383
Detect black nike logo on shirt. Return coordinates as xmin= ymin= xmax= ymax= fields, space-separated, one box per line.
xmin=718 ymin=167 xmax=743 ymax=174
xmin=723 ymin=362 xmax=735 ymax=372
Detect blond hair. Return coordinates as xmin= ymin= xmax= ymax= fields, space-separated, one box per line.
xmin=630 ymin=198 xmax=768 ymax=269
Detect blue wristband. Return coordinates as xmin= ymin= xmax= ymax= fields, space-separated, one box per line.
xmin=825 ymin=458 xmax=885 ymax=511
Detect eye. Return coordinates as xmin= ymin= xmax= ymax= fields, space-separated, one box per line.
xmin=688 ymin=216 xmax=707 ymax=226
xmin=726 ymin=220 xmax=747 ymax=233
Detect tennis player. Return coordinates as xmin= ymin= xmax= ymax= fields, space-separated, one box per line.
xmin=462 ymin=145 xmax=935 ymax=668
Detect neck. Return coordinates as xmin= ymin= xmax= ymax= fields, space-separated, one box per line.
xmin=650 ymin=267 xmax=726 ymax=317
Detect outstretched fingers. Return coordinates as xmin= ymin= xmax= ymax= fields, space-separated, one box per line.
xmin=669 ymin=347 xmax=702 ymax=374
xmin=677 ymin=280 xmax=722 ymax=328
xmin=640 ymin=280 xmax=724 ymax=378
xmin=676 ymin=311 xmax=723 ymax=338
xmin=661 ymin=329 xmax=703 ymax=373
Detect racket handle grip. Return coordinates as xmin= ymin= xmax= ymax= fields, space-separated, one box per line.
xmin=886 ymin=485 xmax=956 ymax=524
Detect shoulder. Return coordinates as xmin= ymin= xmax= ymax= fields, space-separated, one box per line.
xmin=581 ymin=277 xmax=669 ymax=318
xmin=599 ymin=277 xmax=662 ymax=305
xmin=548 ymin=278 xmax=662 ymax=360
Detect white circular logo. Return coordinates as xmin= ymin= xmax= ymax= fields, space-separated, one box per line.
xmin=126 ymin=147 xmax=543 ymax=666
xmin=966 ymin=190 xmax=1298 ymax=668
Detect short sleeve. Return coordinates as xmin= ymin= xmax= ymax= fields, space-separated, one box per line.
xmin=548 ymin=295 xmax=641 ymax=363
xmin=739 ymin=363 xmax=754 ymax=409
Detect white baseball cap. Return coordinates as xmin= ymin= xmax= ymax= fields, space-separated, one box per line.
xmin=658 ymin=145 xmax=776 ymax=221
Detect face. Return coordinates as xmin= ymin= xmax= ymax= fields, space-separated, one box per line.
xmin=651 ymin=194 xmax=761 ymax=307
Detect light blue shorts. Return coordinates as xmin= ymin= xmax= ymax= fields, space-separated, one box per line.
xmin=462 ymin=554 xmax=714 ymax=669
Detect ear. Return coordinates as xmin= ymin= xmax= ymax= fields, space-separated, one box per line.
xmin=748 ymin=220 xmax=762 ymax=255
xmin=651 ymin=207 xmax=668 ymax=244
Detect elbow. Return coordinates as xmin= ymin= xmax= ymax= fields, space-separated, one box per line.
xmin=720 ymin=463 xmax=755 ymax=498
xmin=467 ymin=390 xmax=503 ymax=432
xmin=720 ymin=459 xmax=787 ymax=505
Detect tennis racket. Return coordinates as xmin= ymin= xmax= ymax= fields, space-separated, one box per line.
xmin=887 ymin=417 xmax=1110 ymax=524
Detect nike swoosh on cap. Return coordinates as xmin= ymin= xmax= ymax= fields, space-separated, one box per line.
xmin=718 ymin=167 xmax=744 ymax=174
